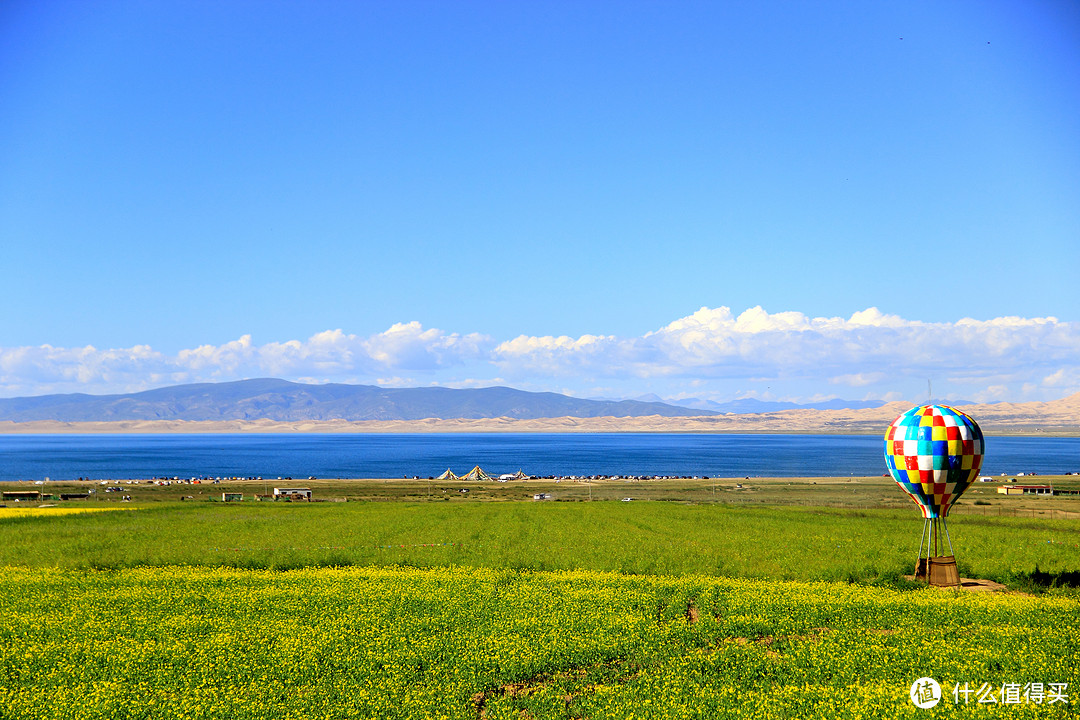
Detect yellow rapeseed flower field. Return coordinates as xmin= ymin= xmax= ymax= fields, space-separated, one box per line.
xmin=0 ymin=506 xmax=130 ymax=519
xmin=0 ymin=566 xmax=1075 ymax=719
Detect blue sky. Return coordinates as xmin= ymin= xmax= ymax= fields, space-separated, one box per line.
xmin=2 ymin=1 xmax=1078 ymax=404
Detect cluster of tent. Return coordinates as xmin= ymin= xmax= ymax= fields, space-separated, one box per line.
xmin=435 ymin=466 xmax=529 ymax=482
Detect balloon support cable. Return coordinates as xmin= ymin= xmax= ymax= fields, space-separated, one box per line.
xmin=913 ymin=517 xmax=961 ymax=588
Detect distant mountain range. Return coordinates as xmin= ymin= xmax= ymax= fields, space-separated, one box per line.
xmin=0 ymin=379 xmax=941 ymax=423
xmin=0 ymin=379 xmax=715 ymax=422
xmin=642 ymin=395 xmax=887 ymax=413
xmin=630 ymin=394 xmax=980 ymax=413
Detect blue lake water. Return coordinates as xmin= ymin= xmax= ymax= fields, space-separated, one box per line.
xmin=0 ymin=433 xmax=1077 ymax=481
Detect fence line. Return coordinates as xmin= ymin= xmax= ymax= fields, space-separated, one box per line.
xmin=950 ymin=506 xmax=1080 ymax=520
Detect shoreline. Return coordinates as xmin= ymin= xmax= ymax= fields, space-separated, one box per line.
xmin=2 ymin=394 xmax=1079 ymax=436
xmin=2 ymin=413 xmax=1079 ymax=437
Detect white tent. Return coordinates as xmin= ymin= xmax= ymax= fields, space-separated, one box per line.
xmin=460 ymin=465 xmax=493 ymax=482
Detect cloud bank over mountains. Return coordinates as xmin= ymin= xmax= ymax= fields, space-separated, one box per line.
xmin=2 ymin=307 xmax=1076 ymax=403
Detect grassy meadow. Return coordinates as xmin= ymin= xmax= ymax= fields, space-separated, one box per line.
xmin=2 ymin=481 xmax=1078 ymax=718
xmin=1 ymin=500 xmax=1078 ymax=590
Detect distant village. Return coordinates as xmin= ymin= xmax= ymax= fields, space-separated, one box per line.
xmin=2 ymin=465 xmax=1078 ymax=506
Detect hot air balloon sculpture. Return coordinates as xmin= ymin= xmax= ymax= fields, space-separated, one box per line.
xmin=884 ymin=405 xmax=984 ymax=587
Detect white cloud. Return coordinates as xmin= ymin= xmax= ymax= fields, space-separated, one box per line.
xmin=493 ymin=334 xmax=623 ymax=375
xmin=1 ymin=307 xmax=1078 ymax=402
xmin=363 ymin=322 xmax=490 ymax=371
xmin=0 ymin=343 xmax=171 ymax=395
xmin=1042 ymin=367 xmax=1080 ymax=389
xmin=495 ymin=306 xmax=1080 ymax=383
xmin=972 ymin=385 xmax=1011 ymax=403
xmin=436 ymin=377 xmax=507 ymax=389
xmin=0 ymin=322 xmax=492 ymax=396
xmin=177 ymin=335 xmax=256 ymax=374
xmin=847 ymin=308 xmax=908 ymax=328
xmin=828 ymin=372 xmax=886 ymax=387
xmin=374 ymin=377 xmax=415 ymax=387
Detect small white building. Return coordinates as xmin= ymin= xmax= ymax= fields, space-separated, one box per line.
xmin=274 ymin=487 xmax=312 ymax=501
xmin=997 ymin=485 xmax=1052 ymax=496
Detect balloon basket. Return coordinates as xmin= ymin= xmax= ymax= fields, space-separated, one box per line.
xmin=915 ymin=517 xmax=961 ymax=588
xmin=928 ymin=556 xmax=960 ymax=587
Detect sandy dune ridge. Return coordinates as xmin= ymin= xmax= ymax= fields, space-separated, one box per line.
xmin=2 ymin=393 xmax=1078 ymax=435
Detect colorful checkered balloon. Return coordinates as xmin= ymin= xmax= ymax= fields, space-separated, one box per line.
xmin=884 ymin=405 xmax=984 ymax=519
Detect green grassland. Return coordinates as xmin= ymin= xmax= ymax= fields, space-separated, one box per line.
xmin=2 ymin=481 xmax=1078 ymax=718
xmin=1 ymin=500 xmax=1078 ymax=591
